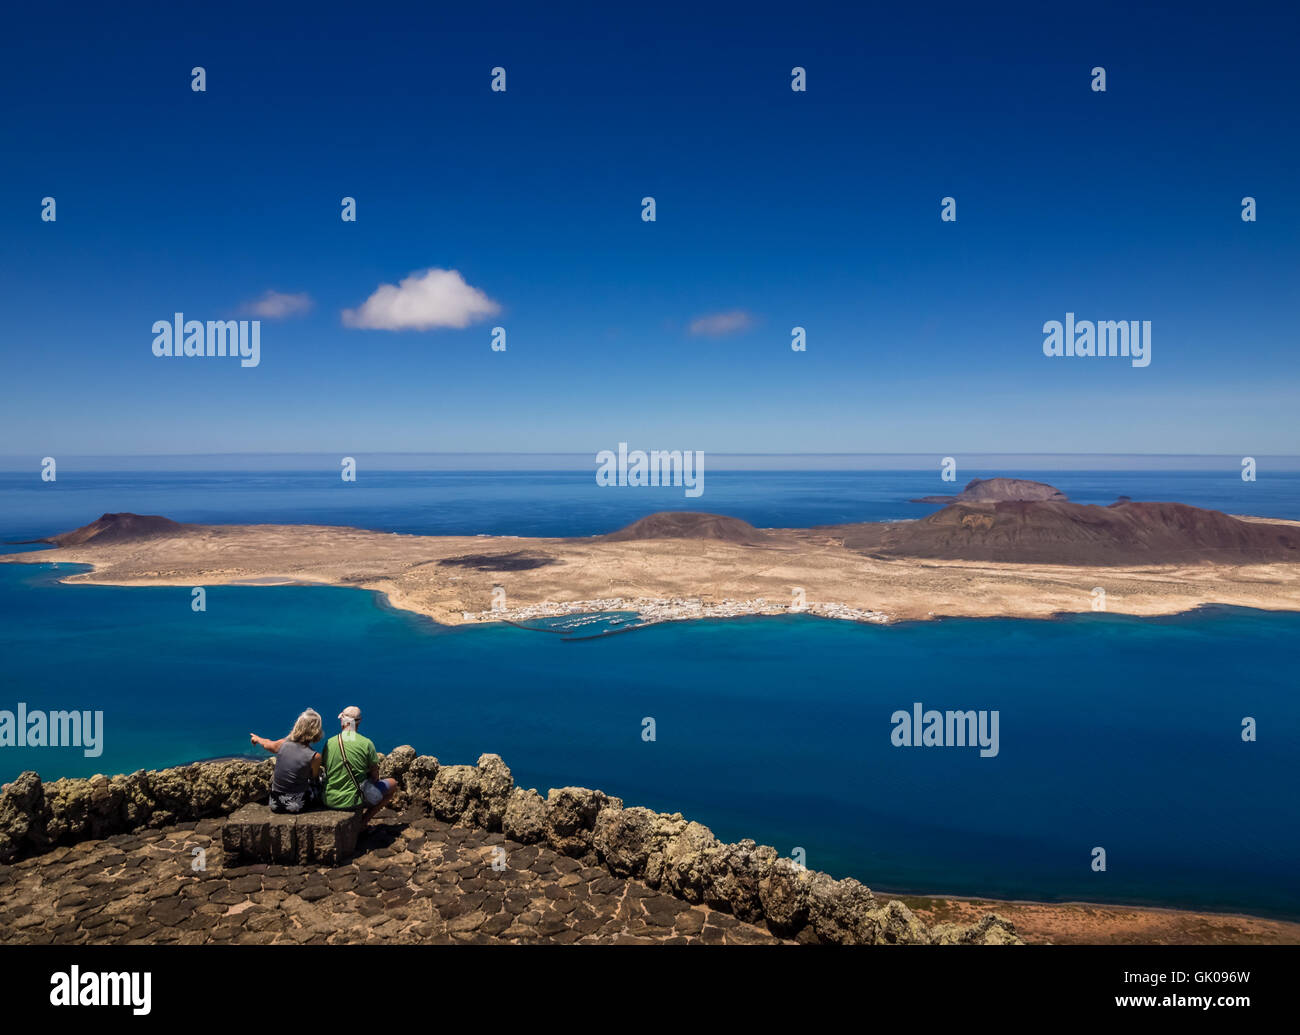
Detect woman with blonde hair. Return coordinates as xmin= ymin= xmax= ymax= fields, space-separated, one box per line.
xmin=250 ymin=708 xmax=324 ymax=813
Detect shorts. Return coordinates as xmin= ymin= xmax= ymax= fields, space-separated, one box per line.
xmin=359 ymin=778 xmax=386 ymax=807
xmin=269 ymin=783 xmax=320 ymax=814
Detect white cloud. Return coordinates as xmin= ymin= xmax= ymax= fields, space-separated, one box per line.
xmin=342 ymin=268 xmax=501 ymax=331
xmin=688 ymin=309 xmax=755 ymax=337
xmin=243 ymin=290 xmax=313 ymax=319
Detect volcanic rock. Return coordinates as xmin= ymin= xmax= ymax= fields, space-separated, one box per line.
xmin=601 ymin=511 xmax=769 ymax=545
xmin=837 ymin=498 xmax=1300 ymax=565
xmin=37 ymin=513 xmax=190 ymax=547
xmin=912 ymin=477 xmax=1069 ymax=504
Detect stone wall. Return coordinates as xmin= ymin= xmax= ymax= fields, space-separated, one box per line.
xmin=406 ymin=748 xmax=1018 ymax=944
xmin=1 ymin=749 xmax=1020 ymax=945
xmin=0 ymin=759 xmax=274 ymax=862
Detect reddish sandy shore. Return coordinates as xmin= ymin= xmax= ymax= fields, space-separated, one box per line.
xmin=891 ymin=894 xmax=1300 ymax=945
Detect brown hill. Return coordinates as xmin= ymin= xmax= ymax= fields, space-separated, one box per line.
xmin=832 ymin=500 xmax=1300 ymax=565
xmin=42 ymin=513 xmax=190 ymax=547
xmin=912 ymin=477 xmax=1068 ymax=505
xmin=601 ymin=511 xmax=769 ymax=545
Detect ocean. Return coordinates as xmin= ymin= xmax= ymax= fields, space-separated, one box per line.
xmin=1 ymin=466 xmax=1298 ymax=541
xmin=1 ymin=465 xmax=1298 ymax=918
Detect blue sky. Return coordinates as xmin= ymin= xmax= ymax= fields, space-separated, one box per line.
xmin=1 ymin=0 xmax=1297 ymax=457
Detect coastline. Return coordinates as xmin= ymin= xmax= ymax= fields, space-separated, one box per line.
xmin=3 ymin=515 xmax=1299 ymax=630
xmin=459 ymin=595 xmax=890 ymax=629
xmin=18 ymin=557 xmax=1298 ymax=636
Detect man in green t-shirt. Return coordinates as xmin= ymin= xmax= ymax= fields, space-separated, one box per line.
xmin=320 ymin=706 xmax=398 ymax=823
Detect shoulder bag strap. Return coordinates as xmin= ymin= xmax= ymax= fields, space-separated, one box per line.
xmin=336 ymin=733 xmax=365 ymax=800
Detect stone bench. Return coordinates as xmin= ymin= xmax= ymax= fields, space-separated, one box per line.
xmin=221 ymin=803 xmax=365 ymax=866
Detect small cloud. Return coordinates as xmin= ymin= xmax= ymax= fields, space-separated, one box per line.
xmin=342 ymin=268 xmax=501 ymax=331
xmin=242 ymin=290 xmax=313 ymax=319
xmin=688 ymin=309 xmax=755 ymax=337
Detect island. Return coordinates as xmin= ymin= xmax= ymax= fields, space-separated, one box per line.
xmin=4 ymin=480 xmax=1299 ymax=629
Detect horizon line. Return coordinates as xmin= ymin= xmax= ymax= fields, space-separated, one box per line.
xmin=3 ymin=452 xmax=1297 ymax=459
xmin=2 ymin=451 xmax=1298 ymax=474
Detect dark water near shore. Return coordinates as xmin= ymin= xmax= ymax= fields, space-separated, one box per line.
xmin=2 ymin=561 xmax=1297 ymax=920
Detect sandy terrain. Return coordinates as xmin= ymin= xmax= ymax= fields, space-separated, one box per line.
xmin=891 ymin=894 xmax=1300 ymax=945
xmin=3 ymin=520 xmax=1299 ymax=627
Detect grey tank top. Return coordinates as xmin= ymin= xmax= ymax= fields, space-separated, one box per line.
xmin=271 ymin=740 xmax=317 ymax=794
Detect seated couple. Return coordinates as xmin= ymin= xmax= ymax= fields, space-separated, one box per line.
xmin=250 ymin=705 xmax=397 ymax=823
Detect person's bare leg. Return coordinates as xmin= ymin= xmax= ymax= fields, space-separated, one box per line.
xmin=362 ymin=779 xmax=398 ymax=824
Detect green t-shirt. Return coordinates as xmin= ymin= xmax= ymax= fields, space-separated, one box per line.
xmin=320 ymin=730 xmax=378 ymax=809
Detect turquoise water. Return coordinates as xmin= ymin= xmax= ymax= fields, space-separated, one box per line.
xmin=2 ymin=561 xmax=1297 ymax=919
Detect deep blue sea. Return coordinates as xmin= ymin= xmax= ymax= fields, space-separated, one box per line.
xmin=1 ymin=467 xmax=1298 ymax=918
xmin=1 ymin=466 xmax=1298 ymax=541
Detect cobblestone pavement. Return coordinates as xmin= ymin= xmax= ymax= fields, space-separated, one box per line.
xmin=0 ymin=808 xmax=789 ymax=944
